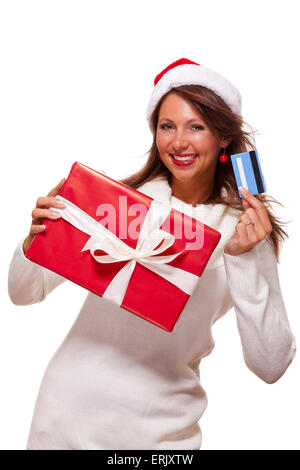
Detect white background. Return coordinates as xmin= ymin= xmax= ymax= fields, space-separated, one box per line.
xmin=1 ymin=0 xmax=299 ymax=450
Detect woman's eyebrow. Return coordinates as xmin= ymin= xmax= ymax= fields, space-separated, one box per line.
xmin=159 ymin=118 xmax=203 ymax=124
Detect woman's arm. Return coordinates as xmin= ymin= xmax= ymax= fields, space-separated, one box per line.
xmin=223 ymin=235 xmax=296 ymax=384
xmin=8 ymin=236 xmax=66 ymax=306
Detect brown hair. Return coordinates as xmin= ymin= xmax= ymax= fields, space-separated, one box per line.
xmin=119 ymin=85 xmax=289 ymax=263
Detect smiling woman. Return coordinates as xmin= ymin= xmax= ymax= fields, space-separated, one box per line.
xmin=120 ymin=62 xmax=288 ymax=263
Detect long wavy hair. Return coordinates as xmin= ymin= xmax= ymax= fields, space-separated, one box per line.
xmin=119 ymin=85 xmax=289 ymax=263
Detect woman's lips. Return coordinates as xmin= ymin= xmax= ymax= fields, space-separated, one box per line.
xmin=169 ymin=154 xmax=199 ymax=167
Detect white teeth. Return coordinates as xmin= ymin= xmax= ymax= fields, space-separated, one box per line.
xmin=171 ymin=154 xmax=197 ymax=161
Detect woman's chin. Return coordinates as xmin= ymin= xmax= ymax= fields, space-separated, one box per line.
xmin=170 ymin=167 xmax=201 ymax=180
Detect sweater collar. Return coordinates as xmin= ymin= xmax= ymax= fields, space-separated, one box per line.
xmin=137 ymin=175 xmax=232 ymax=231
xmin=137 ymin=175 xmax=242 ymax=269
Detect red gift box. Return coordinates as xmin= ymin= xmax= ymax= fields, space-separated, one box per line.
xmin=25 ymin=162 xmax=221 ymax=332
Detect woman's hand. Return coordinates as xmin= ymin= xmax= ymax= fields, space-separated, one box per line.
xmin=22 ymin=178 xmax=66 ymax=255
xmin=224 ymin=186 xmax=273 ymax=256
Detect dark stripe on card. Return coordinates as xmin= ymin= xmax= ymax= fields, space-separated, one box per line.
xmin=249 ymin=150 xmax=264 ymax=192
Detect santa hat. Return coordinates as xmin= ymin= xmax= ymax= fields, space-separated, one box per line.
xmin=146 ymin=58 xmax=242 ymax=131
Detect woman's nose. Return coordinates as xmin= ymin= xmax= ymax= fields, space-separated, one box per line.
xmin=172 ymin=130 xmax=189 ymax=150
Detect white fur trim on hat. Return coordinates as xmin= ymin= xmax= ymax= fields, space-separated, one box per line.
xmin=146 ymin=63 xmax=242 ymax=131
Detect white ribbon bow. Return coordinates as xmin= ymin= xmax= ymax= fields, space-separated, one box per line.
xmin=50 ymin=195 xmax=200 ymax=306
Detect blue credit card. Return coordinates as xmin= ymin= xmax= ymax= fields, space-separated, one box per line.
xmin=230 ymin=150 xmax=266 ymax=197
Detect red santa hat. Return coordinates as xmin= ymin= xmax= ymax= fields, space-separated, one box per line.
xmin=146 ymin=58 xmax=242 ymax=131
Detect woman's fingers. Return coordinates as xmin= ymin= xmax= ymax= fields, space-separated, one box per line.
xmin=23 ymin=179 xmax=65 ymax=254
xmin=32 ymin=207 xmax=62 ymax=220
xmin=35 ymin=196 xmax=66 ymax=209
xmin=30 ymin=223 xmax=47 ymax=234
xmin=239 ymin=186 xmax=272 ymax=233
xmin=240 ymin=208 xmax=267 ymax=240
xmin=224 ymin=188 xmax=273 ymax=256
xmin=28 ymin=178 xmax=66 ymax=236
xmin=30 ymin=207 xmax=62 ymax=235
xmin=235 ymin=221 xmax=249 ymax=245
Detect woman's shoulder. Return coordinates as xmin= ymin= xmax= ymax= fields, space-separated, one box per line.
xmin=136 ymin=176 xmax=171 ymax=202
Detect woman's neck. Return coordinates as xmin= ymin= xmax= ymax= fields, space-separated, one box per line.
xmin=170 ymin=176 xmax=214 ymax=207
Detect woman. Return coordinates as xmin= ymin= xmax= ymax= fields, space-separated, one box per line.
xmin=8 ymin=58 xmax=296 ymax=450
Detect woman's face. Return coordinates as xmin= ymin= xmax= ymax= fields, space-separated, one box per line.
xmin=156 ymin=92 xmax=230 ymax=184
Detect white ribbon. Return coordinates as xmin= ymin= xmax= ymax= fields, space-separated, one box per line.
xmin=49 ymin=195 xmax=200 ymax=306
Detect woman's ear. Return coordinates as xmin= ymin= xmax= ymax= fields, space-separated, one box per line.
xmin=221 ymin=137 xmax=232 ymax=148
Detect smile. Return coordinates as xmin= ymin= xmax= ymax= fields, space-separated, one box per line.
xmin=169 ymin=154 xmax=199 ymax=166
xmin=170 ymin=154 xmax=198 ymax=161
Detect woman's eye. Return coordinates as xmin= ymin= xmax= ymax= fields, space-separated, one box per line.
xmin=159 ymin=124 xmax=204 ymax=131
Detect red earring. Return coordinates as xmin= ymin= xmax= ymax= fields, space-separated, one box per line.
xmin=219 ymin=148 xmax=229 ymax=163
xmin=157 ymin=153 xmax=162 ymax=161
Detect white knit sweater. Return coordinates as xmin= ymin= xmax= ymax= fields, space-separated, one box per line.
xmin=8 ymin=175 xmax=296 ymax=450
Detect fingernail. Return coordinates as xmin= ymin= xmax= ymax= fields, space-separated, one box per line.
xmin=50 ymin=211 xmax=62 ymax=218
xmin=60 ymin=178 xmax=66 ymax=184
xmin=239 ymin=186 xmax=247 ymax=194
